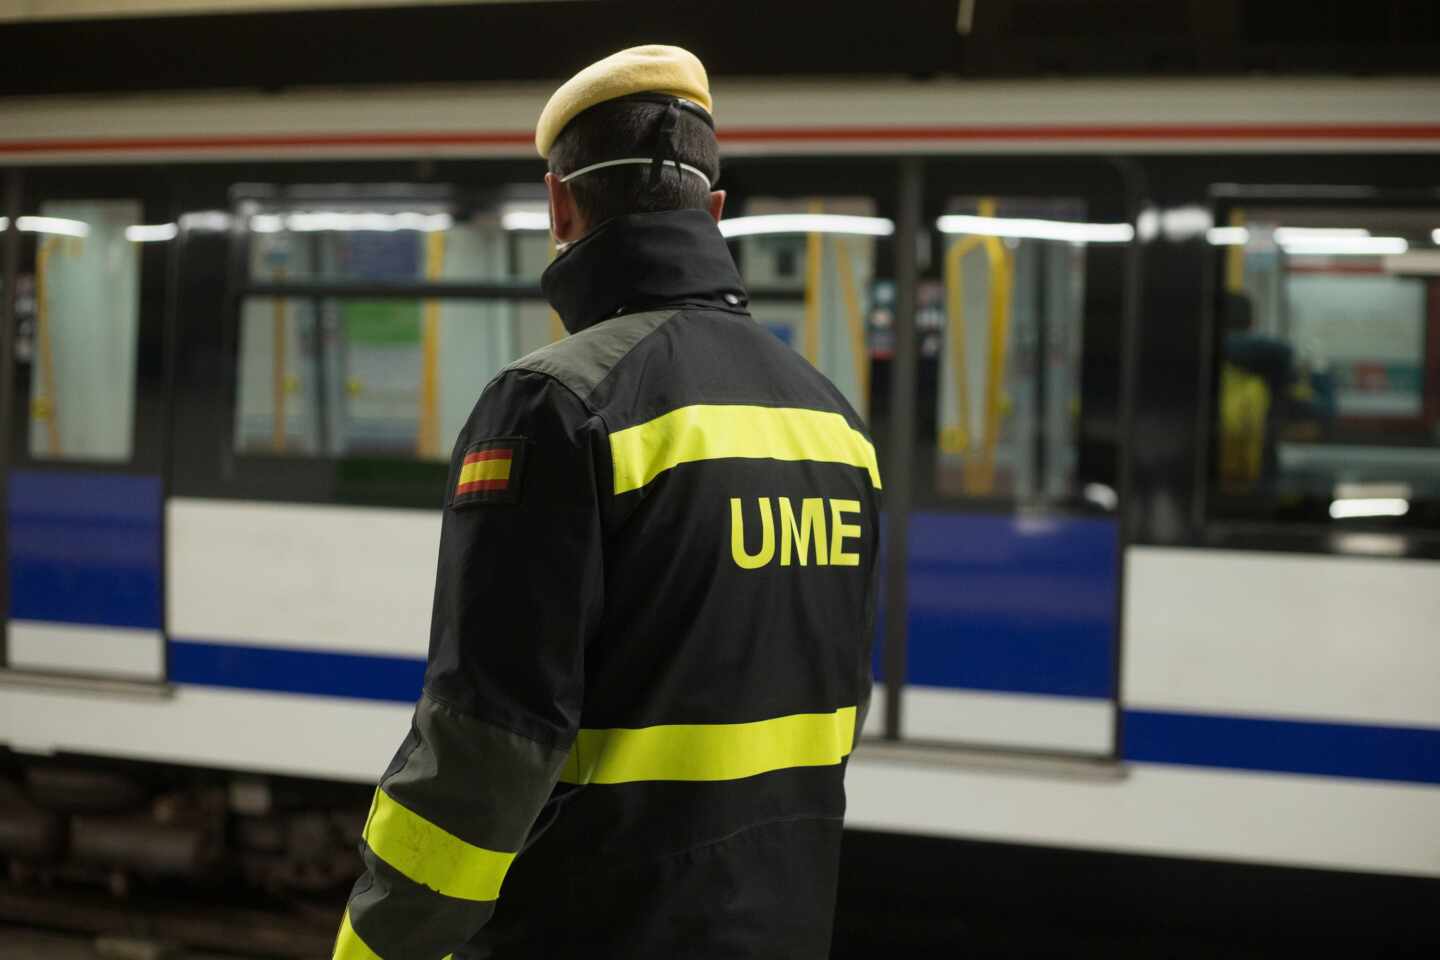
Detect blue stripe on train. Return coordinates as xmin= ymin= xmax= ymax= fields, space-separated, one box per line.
xmin=7 ymin=470 xmax=163 ymax=630
xmin=167 ymin=639 xmax=1440 ymax=786
xmin=5 ymin=477 xmax=1114 ymax=701
xmin=902 ymin=512 xmax=1118 ymax=698
xmin=1124 ymin=709 xmax=1440 ymax=786
xmin=169 ymin=640 xmax=425 ymax=703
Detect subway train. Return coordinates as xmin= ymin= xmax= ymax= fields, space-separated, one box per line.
xmin=0 ymin=76 xmax=1437 ymax=948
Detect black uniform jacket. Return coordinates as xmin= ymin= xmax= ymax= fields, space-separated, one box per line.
xmin=335 ymin=208 xmax=881 ymax=960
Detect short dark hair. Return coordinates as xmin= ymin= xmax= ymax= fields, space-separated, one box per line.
xmin=548 ymin=98 xmax=719 ymax=228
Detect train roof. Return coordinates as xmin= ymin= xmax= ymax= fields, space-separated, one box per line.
xmin=2 ymin=76 xmax=1437 ymax=164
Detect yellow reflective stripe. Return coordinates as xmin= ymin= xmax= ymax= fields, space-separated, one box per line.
xmin=458 ymin=458 xmax=511 ymax=486
xmin=560 ymin=706 xmax=857 ymax=785
xmin=609 ymin=405 xmax=881 ymax=494
xmin=362 ymin=787 xmax=516 ymax=903
xmin=333 ymin=910 xmax=382 ymax=960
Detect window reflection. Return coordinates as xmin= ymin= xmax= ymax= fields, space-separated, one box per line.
xmin=242 ymin=195 xmax=552 ymax=285
xmin=1213 ymin=206 xmax=1440 ymax=515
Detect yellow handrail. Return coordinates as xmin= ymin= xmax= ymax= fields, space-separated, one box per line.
xmin=940 ymin=197 xmax=1015 ymax=495
xmin=977 ymin=232 xmax=1014 ymax=493
xmin=33 ymin=236 xmax=62 ymax=456
xmin=802 ymin=199 xmax=823 ymax=365
xmin=831 ymin=235 xmax=870 ymax=414
xmin=1224 ymin=208 xmax=1246 ymax=293
xmin=942 ymin=234 xmax=985 ymax=456
xmin=417 ymin=229 xmax=446 ymax=458
xmin=271 ymin=268 xmax=288 ymax=453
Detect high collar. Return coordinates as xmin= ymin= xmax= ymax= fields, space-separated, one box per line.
xmin=541 ymin=208 xmax=749 ymax=334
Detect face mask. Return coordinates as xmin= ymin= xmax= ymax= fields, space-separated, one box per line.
xmin=559 ymin=157 xmax=712 ymax=188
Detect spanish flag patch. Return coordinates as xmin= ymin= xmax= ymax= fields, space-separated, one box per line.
xmin=451 ymin=437 xmax=526 ymax=508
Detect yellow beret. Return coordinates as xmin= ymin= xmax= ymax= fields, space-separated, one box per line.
xmin=536 ymin=44 xmax=713 ymax=159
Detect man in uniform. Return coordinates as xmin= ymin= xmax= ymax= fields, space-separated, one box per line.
xmin=333 ymin=45 xmax=881 ymax=960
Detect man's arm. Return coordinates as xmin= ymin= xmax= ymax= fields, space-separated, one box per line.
xmin=334 ymin=371 xmax=604 ymax=960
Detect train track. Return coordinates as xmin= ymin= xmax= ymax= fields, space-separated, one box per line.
xmin=0 ymin=884 xmax=336 ymax=959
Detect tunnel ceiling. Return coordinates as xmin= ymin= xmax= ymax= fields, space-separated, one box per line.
xmin=0 ymin=0 xmax=1437 ymax=97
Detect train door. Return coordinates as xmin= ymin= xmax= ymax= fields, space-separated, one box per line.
xmin=716 ymin=156 xmax=1135 ymax=758
xmin=163 ymin=164 xmax=557 ymax=710
xmin=0 ymin=167 xmax=172 ymax=685
xmin=888 ymin=157 xmax=1136 ymax=756
xmin=716 ymin=157 xmax=899 ymax=734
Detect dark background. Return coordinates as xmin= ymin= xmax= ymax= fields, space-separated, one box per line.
xmin=1 ymin=0 xmax=1438 ymax=97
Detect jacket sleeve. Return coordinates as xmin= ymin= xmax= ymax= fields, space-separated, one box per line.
xmin=334 ymin=370 xmax=605 ymax=960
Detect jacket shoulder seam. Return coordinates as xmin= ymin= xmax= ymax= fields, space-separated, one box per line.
xmin=505 ymin=308 xmax=679 ymax=403
xmin=582 ymin=306 xmax=692 ymax=401
xmin=468 ymin=367 xmax=600 ymax=430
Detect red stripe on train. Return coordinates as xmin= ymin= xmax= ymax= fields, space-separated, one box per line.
xmin=1 ymin=124 xmax=1438 ymax=155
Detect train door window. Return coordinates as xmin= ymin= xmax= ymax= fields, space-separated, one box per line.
xmin=901 ymin=163 xmax=1133 ymax=757
xmin=234 ymin=295 xmax=540 ymax=461
xmin=728 ymin=196 xmax=884 ymax=421
xmin=933 ymin=197 xmax=1095 ymax=501
xmin=3 ymin=173 xmax=169 ymax=685
xmin=1209 ymin=204 xmax=1440 ymax=529
xmin=21 ymin=199 xmax=142 ymax=462
xmin=232 ymin=191 xmax=560 ymax=465
xmin=243 ymin=199 xmax=553 ymax=285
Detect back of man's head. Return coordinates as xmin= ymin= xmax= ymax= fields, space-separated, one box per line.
xmin=547 ymin=99 xmax=719 ymax=228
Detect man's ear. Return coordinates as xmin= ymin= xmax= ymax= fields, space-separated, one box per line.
xmin=707 ymin=189 xmax=726 ymax=223
xmin=546 ymin=172 xmax=583 ymax=244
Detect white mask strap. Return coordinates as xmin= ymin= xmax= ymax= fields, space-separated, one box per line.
xmin=560 ymin=157 xmax=712 ymax=188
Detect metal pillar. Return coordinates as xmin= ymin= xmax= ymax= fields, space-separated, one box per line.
xmin=882 ymin=158 xmax=922 ymax=741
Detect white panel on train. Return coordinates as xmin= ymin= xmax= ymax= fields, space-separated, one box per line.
xmin=167 ymin=498 xmax=439 ymax=656
xmin=882 ymin=686 xmax=1112 ymax=755
xmin=7 ymin=621 xmax=164 ymax=681
xmin=1123 ymin=546 xmax=1440 ymax=729
xmin=0 ymin=683 xmax=411 ymax=783
xmin=845 ymin=754 xmax=1440 ymax=879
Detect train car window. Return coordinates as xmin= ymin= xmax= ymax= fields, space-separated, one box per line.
xmin=232 ymin=190 xmax=558 ymax=463
xmin=243 ymin=199 xmax=552 ymax=285
xmin=23 ymin=199 xmax=142 ymax=462
xmin=234 ymin=295 xmax=552 ymax=461
xmin=1210 ymin=205 xmax=1440 ymax=529
xmin=731 ymin=197 xmax=882 ymax=421
xmin=932 ymin=196 xmax=1100 ymax=502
